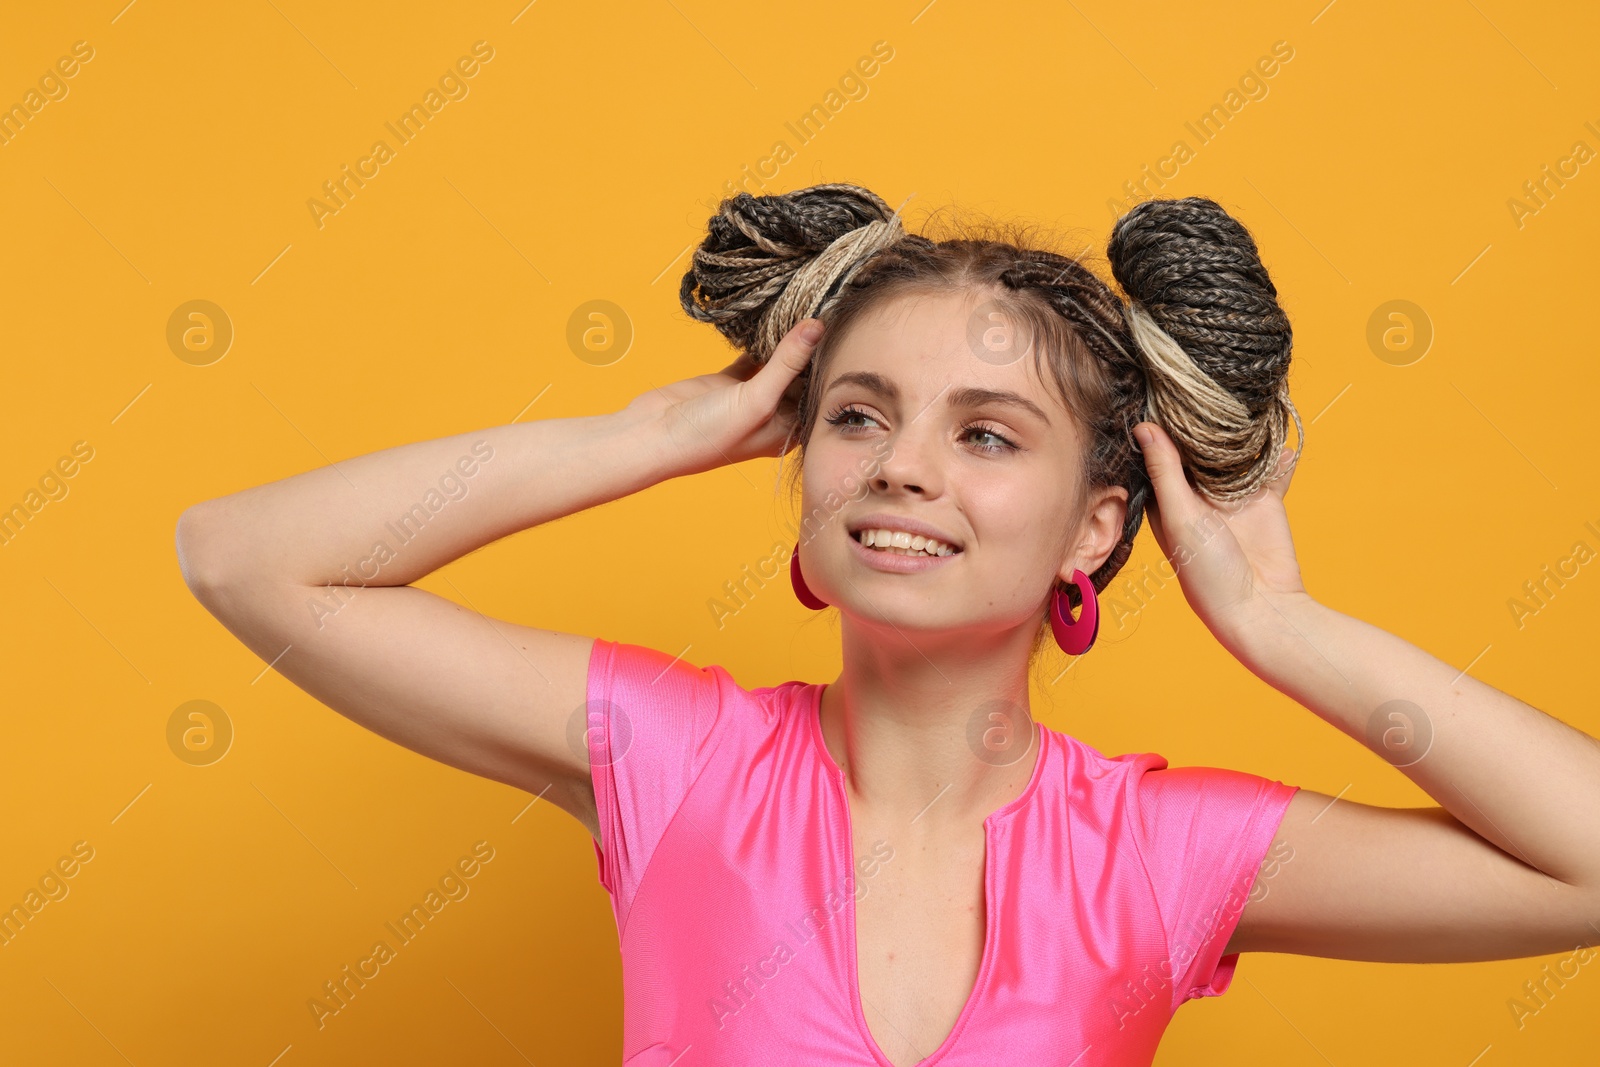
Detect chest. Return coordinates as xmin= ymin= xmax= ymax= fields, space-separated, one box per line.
xmin=608 ymin=720 xmax=1185 ymax=1066
xmin=849 ymin=818 xmax=990 ymax=1067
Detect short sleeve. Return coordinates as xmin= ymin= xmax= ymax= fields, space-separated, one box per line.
xmin=1126 ymin=758 xmax=1299 ymax=1010
xmin=586 ymin=638 xmax=725 ymax=928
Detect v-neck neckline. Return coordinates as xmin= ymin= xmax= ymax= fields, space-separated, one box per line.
xmin=806 ymin=681 xmax=1047 ymax=1066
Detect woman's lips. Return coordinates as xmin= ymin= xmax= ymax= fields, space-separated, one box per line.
xmin=846 ymin=529 xmax=962 ymax=573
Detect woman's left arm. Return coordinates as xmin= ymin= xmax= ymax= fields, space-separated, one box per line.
xmin=1131 ymin=421 xmax=1600 ymax=962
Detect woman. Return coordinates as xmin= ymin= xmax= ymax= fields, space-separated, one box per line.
xmin=176 ymin=183 xmax=1600 ymax=1066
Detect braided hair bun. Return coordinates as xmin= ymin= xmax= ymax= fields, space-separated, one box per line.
xmin=678 ymin=183 xmax=909 ymax=367
xmin=1107 ymin=196 xmax=1303 ymax=503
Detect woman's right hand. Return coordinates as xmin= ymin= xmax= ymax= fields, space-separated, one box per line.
xmin=623 ymin=318 xmax=825 ymax=475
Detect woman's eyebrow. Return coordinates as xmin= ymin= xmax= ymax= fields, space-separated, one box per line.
xmin=947 ymin=386 xmax=1051 ymax=426
xmin=822 ymin=371 xmax=1052 ymax=426
xmin=823 ymin=370 xmax=897 ymax=399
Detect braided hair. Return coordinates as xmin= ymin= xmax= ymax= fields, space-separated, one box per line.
xmin=679 ymin=182 xmax=1302 ymax=657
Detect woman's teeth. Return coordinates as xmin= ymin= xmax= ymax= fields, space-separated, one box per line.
xmin=857 ymin=529 xmax=958 ymax=557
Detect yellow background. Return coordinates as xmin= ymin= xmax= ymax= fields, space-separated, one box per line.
xmin=3 ymin=0 xmax=1598 ymax=1063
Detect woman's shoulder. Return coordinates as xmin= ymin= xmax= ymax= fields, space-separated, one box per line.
xmin=1039 ymin=724 xmax=1271 ymax=828
xmin=588 ymin=637 xmax=816 ymax=726
xmin=1040 ymin=722 xmax=1289 ymax=807
xmin=1039 ymin=721 xmax=1171 ymax=781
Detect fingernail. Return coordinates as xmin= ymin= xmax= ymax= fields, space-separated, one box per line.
xmin=1133 ymin=424 xmax=1154 ymax=446
xmin=800 ymin=320 xmax=824 ymax=344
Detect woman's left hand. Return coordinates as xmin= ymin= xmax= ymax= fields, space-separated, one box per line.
xmin=1132 ymin=420 xmax=1308 ymax=657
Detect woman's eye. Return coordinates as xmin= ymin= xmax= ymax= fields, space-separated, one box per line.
xmin=826 ymin=406 xmax=879 ymax=430
xmin=964 ymin=425 xmax=1016 ymax=452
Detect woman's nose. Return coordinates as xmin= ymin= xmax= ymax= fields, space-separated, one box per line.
xmin=870 ymin=424 xmax=942 ymax=497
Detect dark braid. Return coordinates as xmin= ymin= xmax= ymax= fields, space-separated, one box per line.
xmin=679 ymin=184 xmax=906 ymax=366
xmin=1108 ymin=196 xmax=1302 ymax=502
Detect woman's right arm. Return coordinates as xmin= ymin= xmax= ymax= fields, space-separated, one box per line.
xmin=174 ymin=319 xmax=822 ymax=840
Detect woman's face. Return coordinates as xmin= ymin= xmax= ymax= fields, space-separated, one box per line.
xmin=798 ymin=288 xmax=1129 ymax=646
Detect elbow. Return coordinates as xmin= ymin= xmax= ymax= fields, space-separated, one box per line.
xmin=175 ymin=501 xmax=238 ymax=596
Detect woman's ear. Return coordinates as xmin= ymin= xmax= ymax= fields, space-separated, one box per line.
xmin=1058 ymin=484 xmax=1129 ymax=584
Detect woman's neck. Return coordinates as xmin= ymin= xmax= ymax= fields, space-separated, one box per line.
xmin=819 ymin=618 xmax=1043 ymax=831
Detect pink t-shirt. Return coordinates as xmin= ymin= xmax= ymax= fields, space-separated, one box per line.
xmin=586 ymin=638 xmax=1299 ymax=1066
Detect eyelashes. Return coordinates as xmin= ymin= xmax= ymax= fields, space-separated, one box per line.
xmin=822 ymin=404 xmax=1020 ymax=454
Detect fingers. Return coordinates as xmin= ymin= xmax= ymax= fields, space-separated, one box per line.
xmin=773 ymin=318 xmax=825 ymax=376
xmin=746 ymin=318 xmax=825 ymax=407
xmin=778 ymin=375 xmax=807 ymax=415
xmin=1141 ymin=488 xmax=1165 ymax=544
xmin=1133 ymin=421 xmax=1199 ymax=525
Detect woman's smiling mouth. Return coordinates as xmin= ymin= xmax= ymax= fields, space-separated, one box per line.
xmin=852 ymin=528 xmax=960 ymax=557
xmin=845 ymin=517 xmax=964 ymax=572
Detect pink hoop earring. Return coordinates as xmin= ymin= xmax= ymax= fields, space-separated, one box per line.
xmin=1050 ymin=568 xmax=1099 ymax=655
xmin=790 ymin=543 xmax=828 ymax=610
